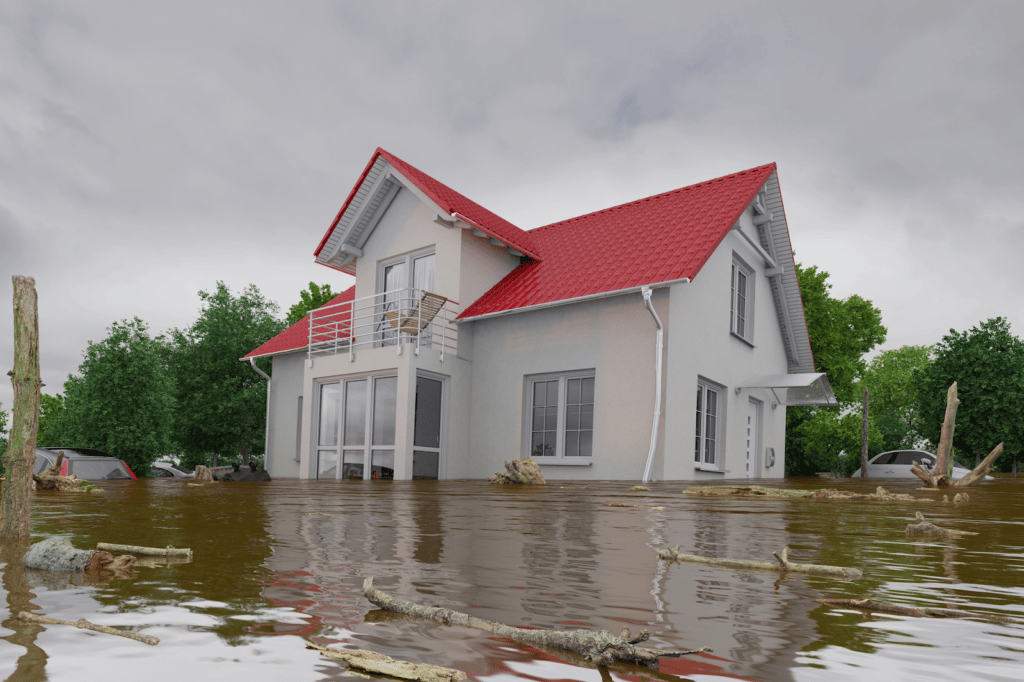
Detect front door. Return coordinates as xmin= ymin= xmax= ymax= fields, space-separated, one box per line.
xmin=746 ymin=399 xmax=760 ymax=478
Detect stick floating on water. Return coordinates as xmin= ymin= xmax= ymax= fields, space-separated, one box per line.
xmin=96 ymin=543 xmax=192 ymax=558
xmin=18 ymin=612 xmax=159 ymax=645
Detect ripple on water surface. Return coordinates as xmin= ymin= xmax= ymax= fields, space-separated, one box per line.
xmin=2 ymin=477 xmax=1024 ymax=681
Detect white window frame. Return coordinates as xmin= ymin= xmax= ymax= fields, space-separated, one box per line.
xmin=695 ymin=377 xmax=725 ymax=472
xmin=376 ymin=247 xmax=436 ymax=347
xmin=730 ymin=253 xmax=755 ymax=345
xmin=312 ymin=371 xmax=398 ymax=480
xmin=524 ymin=370 xmax=595 ymax=465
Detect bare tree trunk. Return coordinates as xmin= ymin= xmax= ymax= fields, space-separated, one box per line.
xmin=911 ymin=383 xmax=959 ymax=488
xmin=240 ymin=445 xmax=250 ymax=467
xmin=1014 ymin=459 xmax=1017 ymax=478
xmin=1 ymin=277 xmax=42 ymax=539
xmin=860 ymin=388 xmax=869 ymax=478
xmin=975 ymin=447 xmax=981 ymax=468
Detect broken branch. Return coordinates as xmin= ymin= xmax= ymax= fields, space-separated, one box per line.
xmin=817 ymin=598 xmax=1018 ymax=624
xmin=905 ymin=512 xmax=978 ymax=538
xmin=18 ymin=612 xmax=159 ymax=645
xmin=307 ymin=644 xmax=467 ymax=681
xmin=658 ymin=546 xmax=862 ymax=580
xmin=96 ymin=543 xmax=192 ymax=558
xmin=362 ymin=577 xmax=709 ymax=668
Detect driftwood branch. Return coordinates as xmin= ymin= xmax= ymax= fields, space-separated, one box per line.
xmin=659 ymin=546 xmax=862 ymax=580
xmin=96 ymin=543 xmax=192 ymax=558
xmin=905 ymin=512 xmax=978 ymax=538
xmin=910 ymin=383 xmax=1001 ymax=488
xmin=817 ymin=599 xmax=1019 ymax=624
xmin=362 ymin=577 xmax=709 ymax=668
xmin=18 ymin=612 xmax=159 ymax=644
xmin=955 ymin=443 xmax=1003 ymax=487
xmin=33 ymin=455 xmax=101 ymax=493
xmin=307 ymin=643 xmax=467 ymax=682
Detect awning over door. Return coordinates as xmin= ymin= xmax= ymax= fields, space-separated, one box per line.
xmin=738 ymin=373 xmax=837 ymax=406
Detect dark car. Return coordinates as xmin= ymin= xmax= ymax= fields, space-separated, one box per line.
xmin=34 ymin=447 xmax=137 ymax=480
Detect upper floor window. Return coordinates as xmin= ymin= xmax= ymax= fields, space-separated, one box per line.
xmin=730 ymin=254 xmax=754 ymax=344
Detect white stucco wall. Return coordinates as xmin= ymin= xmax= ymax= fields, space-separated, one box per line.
xmin=465 ymin=291 xmax=670 ymax=481
xmin=265 ymin=351 xmax=306 ymax=479
xmin=662 ymin=209 xmax=790 ymax=481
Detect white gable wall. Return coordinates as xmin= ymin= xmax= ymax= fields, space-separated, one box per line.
xmin=663 ymin=210 xmax=790 ymax=480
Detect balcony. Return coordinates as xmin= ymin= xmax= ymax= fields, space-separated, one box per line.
xmin=308 ymin=288 xmax=459 ymax=363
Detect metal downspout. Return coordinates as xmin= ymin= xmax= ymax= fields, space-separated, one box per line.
xmin=249 ymin=357 xmax=272 ymax=465
xmin=641 ymin=286 xmax=663 ymax=483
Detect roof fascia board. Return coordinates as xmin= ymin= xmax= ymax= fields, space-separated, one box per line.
xmin=322 ymin=160 xmax=395 ymax=262
xmin=459 ymin=277 xmax=691 ymax=322
xmin=352 ymin=180 xmax=401 ymax=251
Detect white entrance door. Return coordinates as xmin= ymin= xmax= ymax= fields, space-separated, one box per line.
xmin=746 ymin=400 xmax=760 ymax=478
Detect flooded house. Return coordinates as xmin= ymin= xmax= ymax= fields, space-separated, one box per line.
xmin=243 ymin=148 xmax=835 ymax=481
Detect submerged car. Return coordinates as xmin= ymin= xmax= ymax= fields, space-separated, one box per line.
xmin=34 ymin=447 xmax=137 ymax=480
xmin=851 ymin=449 xmax=990 ymax=480
xmin=150 ymin=461 xmax=195 ymax=478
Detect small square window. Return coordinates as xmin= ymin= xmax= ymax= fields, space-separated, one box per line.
xmin=526 ymin=372 xmax=595 ymax=462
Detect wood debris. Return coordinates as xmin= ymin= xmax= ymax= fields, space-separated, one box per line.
xmin=658 ymin=546 xmax=862 ymax=580
xmin=629 ymin=486 xmax=649 ymax=492
xmin=604 ymin=502 xmax=666 ymax=511
xmin=18 ymin=612 xmax=159 ymax=644
xmin=905 ymin=512 xmax=978 ymax=538
xmin=307 ymin=644 xmax=467 ymax=682
xmin=32 ymin=454 xmax=101 ymax=493
xmin=817 ymin=598 xmax=1019 ymax=623
xmin=683 ymin=485 xmax=930 ymax=503
xmin=96 ymin=543 xmax=192 ymax=558
xmin=362 ymin=577 xmax=709 ymax=668
xmin=489 ymin=457 xmax=546 ymax=485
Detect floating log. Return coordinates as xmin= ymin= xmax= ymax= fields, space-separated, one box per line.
xmin=658 ymin=546 xmax=862 ymax=580
xmin=96 ymin=543 xmax=192 ymax=558
xmin=683 ymin=485 xmax=930 ymax=503
xmin=489 ymin=457 xmax=546 ymax=485
xmin=604 ymin=502 xmax=666 ymax=511
xmin=817 ymin=598 xmax=1019 ymax=624
xmin=18 ymin=612 xmax=159 ymax=644
xmin=905 ymin=512 xmax=978 ymax=538
xmin=307 ymin=644 xmax=467 ymax=681
xmin=362 ymin=577 xmax=709 ymax=668
xmin=32 ymin=454 xmax=100 ymax=493
xmin=629 ymin=486 xmax=650 ymax=492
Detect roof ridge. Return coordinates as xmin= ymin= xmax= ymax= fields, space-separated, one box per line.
xmin=529 ymin=162 xmax=776 ymax=234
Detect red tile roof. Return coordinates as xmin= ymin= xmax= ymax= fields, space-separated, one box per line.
xmin=243 ymin=287 xmax=355 ymax=359
xmin=314 ymin=148 xmax=541 ymax=263
xmin=458 ymin=163 xmax=777 ymax=319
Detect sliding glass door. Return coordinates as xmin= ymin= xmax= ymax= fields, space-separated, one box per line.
xmin=316 ymin=374 xmax=397 ymax=480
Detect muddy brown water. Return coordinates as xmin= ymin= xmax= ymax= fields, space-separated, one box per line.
xmin=2 ymin=477 xmax=1024 ymax=682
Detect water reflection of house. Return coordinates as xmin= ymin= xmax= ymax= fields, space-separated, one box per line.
xmin=245 ymin=149 xmax=834 ymax=482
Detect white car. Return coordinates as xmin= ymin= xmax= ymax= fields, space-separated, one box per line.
xmin=150 ymin=461 xmax=195 ymax=478
xmin=851 ymin=449 xmax=990 ymax=479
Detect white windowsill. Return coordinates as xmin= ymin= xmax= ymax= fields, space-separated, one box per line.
xmin=535 ymin=459 xmax=593 ymax=466
xmin=694 ymin=465 xmax=726 ymax=473
xmin=730 ymin=331 xmax=755 ymax=348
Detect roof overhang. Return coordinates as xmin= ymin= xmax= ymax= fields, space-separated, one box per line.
xmin=738 ymin=373 xmax=837 ymax=406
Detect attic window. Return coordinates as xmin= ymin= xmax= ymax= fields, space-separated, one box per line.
xmin=731 ymin=254 xmax=754 ymax=344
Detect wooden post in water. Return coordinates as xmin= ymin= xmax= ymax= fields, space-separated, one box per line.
xmin=1 ymin=276 xmax=42 ymax=538
xmin=860 ymin=388 xmax=869 ymax=478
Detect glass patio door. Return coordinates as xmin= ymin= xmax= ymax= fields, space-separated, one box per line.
xmin=316 ymin=375 xmax=397 ymax=480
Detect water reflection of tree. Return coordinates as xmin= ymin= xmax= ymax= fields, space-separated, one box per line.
xmin=1 ymin=537 xmax=46 ymax=679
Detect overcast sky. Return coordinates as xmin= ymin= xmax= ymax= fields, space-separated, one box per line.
xmin=2 ymin=1 xmax=1022 ymax=415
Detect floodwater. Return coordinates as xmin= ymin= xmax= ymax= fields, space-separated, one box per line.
xmin=2 ymin=477 xmax=1024 ymax=682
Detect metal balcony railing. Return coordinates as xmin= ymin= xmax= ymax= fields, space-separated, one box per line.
xmin=308 ymin=288 xmax=459 ymax=363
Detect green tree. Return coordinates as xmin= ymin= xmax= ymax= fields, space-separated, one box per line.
xmin=915 ymin=317 xmax=1024 ymax=472
xmin=797 ymin=409 xmax=885 ymax=476
xmin=36 ymin=392 xmax=65 ymax=447
xmin=286 ymin=282 xmax=336 ymax=327
xmin=55 ymin=318 xmax=175 ymax=474
xmin=786 ymin=263 xmax=887 ymax=475
xmin=168 ymin=282 xmax=285 ymax=469
xmin=856 ymin=345 xmax=933 ymax=454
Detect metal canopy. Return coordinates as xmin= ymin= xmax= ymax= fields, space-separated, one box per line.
xmin=738 ymin=373 xmax=837 ymax=406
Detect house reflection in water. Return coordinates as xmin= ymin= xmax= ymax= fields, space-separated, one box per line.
xmin=260 ymin=481 xmax=817 ymax=681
